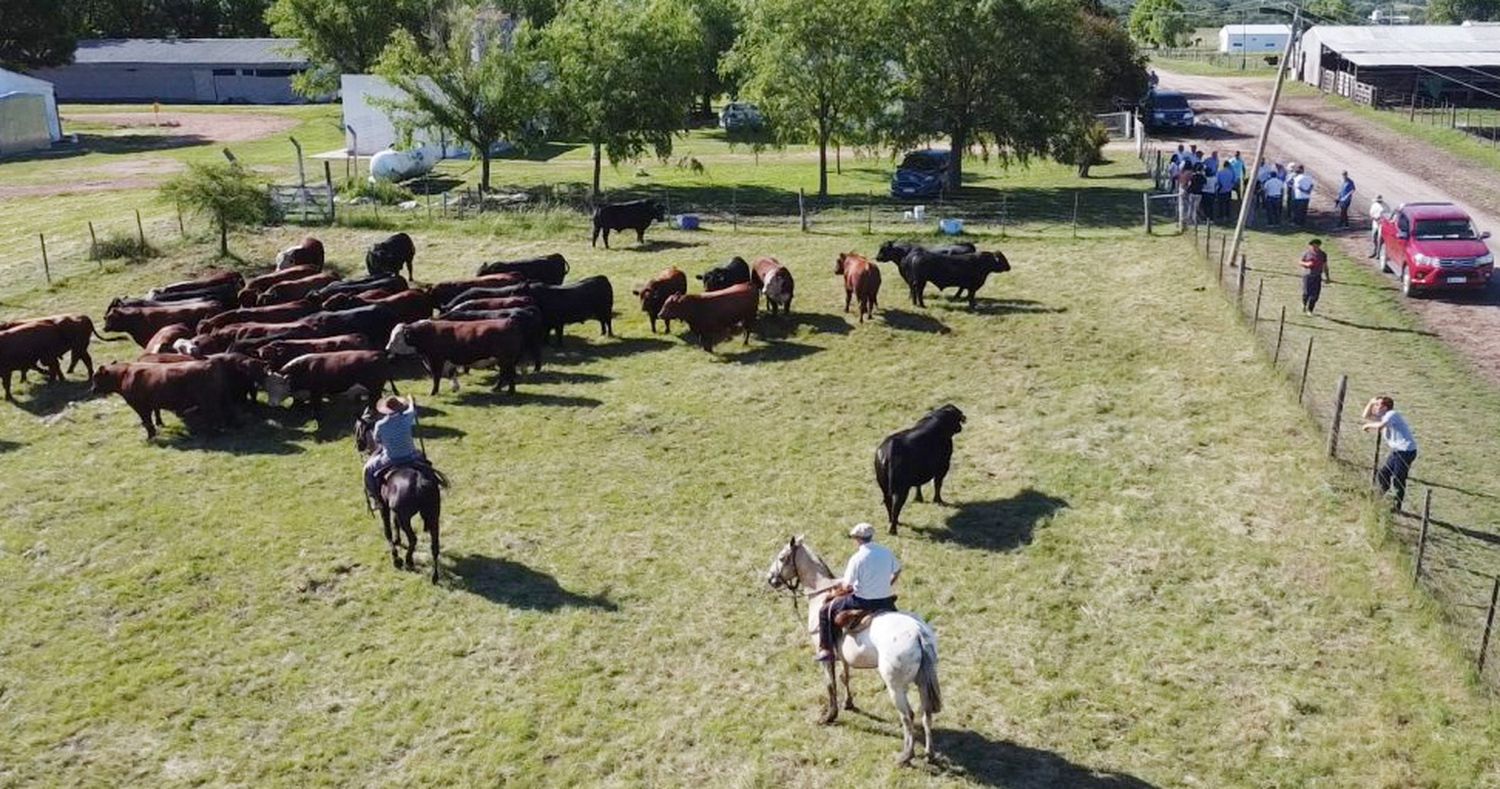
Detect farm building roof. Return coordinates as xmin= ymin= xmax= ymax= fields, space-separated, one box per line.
xmin=70 ymin=39 xmax=307 ymax=67
xmin=1307 ymin=25 xmax=1500 ymax=68
xmin=1220 ymin=24 xmax=1291 ymax=35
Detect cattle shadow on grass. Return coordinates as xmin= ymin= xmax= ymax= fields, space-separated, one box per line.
xmin=547 ymin=336 xmax=674 ymax=365
xmin=755 ymin=311 xmax=852 ymax=339
xmin=11 ymin=380 xmax=92 ymax=417
xmin=158 ymin=421 xmax=305 ymax=455
xmin=618 ymin=239 xmax=707 ymax=253
xmin=721 ymin=339 xmax=824 ymax=364
xmin=525 ymin=370 xmax=611 ymax=385
xmin=933 ymin=729 xmax=1158 ymax=788
xmin=446 ymin=553 xmax=619 ymax=611
xmin=881 ymin=309 xmax=949 ymax=334
xmin=0 ymin=439 xmax=22 ymax=454
xmin=921 ymin=488 xmax=1069 ymax=552
xmin=938 ymin=297 xmax=1067 ymax=317
xmin=452 ymin=389 xmax=604 ymax=409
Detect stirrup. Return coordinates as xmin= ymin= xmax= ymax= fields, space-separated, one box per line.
xmin=813 ymin=650 xmax=834 ymax=663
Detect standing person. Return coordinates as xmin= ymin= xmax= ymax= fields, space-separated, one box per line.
xmin=1229 ymin=151 xmax=1247 ymax=201
xmin=1367 ymin=194 xmax=1389 ymax=259
xmin=1216 ymin=162 xmax=1238 ymax=222
xmin=1176 ymin=164 xmax=1194 ymax=229
xmin=1299 ymin=238 xmax=1331 ymax=314
xmin=363 ymin=395 xmax=423 ymax=507
xmin=1194 ymin=164 xmax=1212 ymax=224
xmin=814 ymin=522 xmax=902 ymax=662
xmin=1362 ymin=396 xmax=1418 ymax=512
xmin=1335 ymin=171 xmax=1356 ymax=228
xmin=1290 ymin=165 xmax=1316 ymax=226
xmin=1262 ymin=170 xmax=1285 ymax=226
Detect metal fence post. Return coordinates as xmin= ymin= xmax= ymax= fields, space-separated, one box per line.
xmin=798 ymin=188 xmax=807 ymax=232
xmin=39 ymin=233 xmax=50 ymax=285
xmin=135 ymin=209 xmax=146 ymax=248
xmin=1297 ymin=336 xmax=1314 ymax=403
xmin=1328 ymin=374 xmax=1348 ymax=456
xmin=1252 ymin=278 xmax=1264 ymax=325
xmin=1143 ymin=193 xmax=1151 ymax=234
xmin=1273 ymin=306 xmax=1286 ymax=364
xmin=1479 ymin=576 xmax=1500 ymax=673
xmin=1413 ymin=489 xmax=1432 ymax=582
xmin=88 ymin=221 xmax=99 ymax=262
xmin=1371 ymin=430 xmax=1383 ymax=485
xmin=1236 ymin=258 xmax=1248 ymax=308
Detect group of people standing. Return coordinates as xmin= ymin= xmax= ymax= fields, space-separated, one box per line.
xmin=1169 ymin=145 xmax=1246 ymax=227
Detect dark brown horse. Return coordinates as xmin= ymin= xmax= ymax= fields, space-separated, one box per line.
xmin=354 ymin=409 xmax=446 ymax=583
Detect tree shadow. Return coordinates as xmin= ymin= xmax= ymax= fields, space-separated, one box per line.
xmin=493 ymin=141 xmax=584 ymax=162
xmin=720 ymin=340 xmax=824 ymax=364
xmin=446 ymin=553 xmax=619 ymax=611
xmin=921 ymin=488 xmax=1069 ymax=552
xmin=881 ymin=309 xmax=950 ymax=334
xmin=1412 ymin=477 xmax=1500 ymax=502
xmin=453 ymin=389 xmax=604 ymax=408
xmin=1318 ymin=315 xmax=1436 ymax=336
xmin=0 ymin=132 xmax=210 ymax=162
xmin=525 ymin=370 xmax=612 ymax=385
xmin=1432 ymin=518 xmax=1500 ymax=547
xmin=407 ymin=176 xmax=466 ymax=196
xmin=756 ymin=311 xmax=852 ymax=339
xmin=935 ymin=729 xmax=1159 ymax=788
xmin=0 ymin=438 xmax=23 ymax=454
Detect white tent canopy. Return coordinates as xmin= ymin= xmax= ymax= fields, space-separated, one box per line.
xmin=0 ymin=67 xmax=61 ymax=153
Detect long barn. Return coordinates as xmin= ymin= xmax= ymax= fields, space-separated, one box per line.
xmin=1296 ymin=24 xmax=1500 ymax=108
xmin=30 ymin=39 xmax=318 ymax=105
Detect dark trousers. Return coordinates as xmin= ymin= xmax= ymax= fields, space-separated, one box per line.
xmin=819 ymin=594 xmax=897 ymax=652
xmin=1291 ymin=198 xmax=1309 ymax=226
xmin=1338 ymin=200 xmax=1351 ymax=227
xmin=1378 ymin=449 xmax=1418 ymax=508
xmin=1302 ymin=273 xmax=1324 ymax=313
xmin=1264 ymin=196 xmax=1281 ymax=225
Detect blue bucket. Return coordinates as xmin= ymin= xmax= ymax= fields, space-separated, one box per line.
xmin=676 ymin=214 xmax=700 ymax=231
xmin=939 ymin=218 xmax=964 ymax=235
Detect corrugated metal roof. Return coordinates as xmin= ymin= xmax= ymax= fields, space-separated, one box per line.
xmin=1221 ymin=24 xmax=1291 ymax=35
xmin=1344 ymin=51 xmax=1500 ymax=67
xmin=71 ymin=39 xmax=306 ymax=66
xmin=0 ymin=67 xmax=55 ymax=93
xmin=1309 ymin=24 xmax=1500 ymax=54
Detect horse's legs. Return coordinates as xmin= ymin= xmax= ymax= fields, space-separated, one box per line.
xmin=932 ymin=469 xmax=948 ymax=505
xmin=922 ymin=708 xmax=935 ymax=760
xmin=914 ymin=485 xmax=924 ymax=503
xmin=819 ymin=661 xmax=839 ymax=724
xmin=424 ymin=498 xmax=441 ymax=585
xmin=399 ymin=515 xmax=417 ymax=571
xmin=887 ymin=680 xmax=917 ymax=766
xmin=841 ymin=660 xmax=857 ymax=711
xmin=380 ymin=503 xmax=400 ymax=569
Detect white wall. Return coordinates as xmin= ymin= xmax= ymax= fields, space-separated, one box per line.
xmin=1218 ymin=29 xmax=1290 ymax=54
xmin=340 ymin=74 xmax=463 ymax=156
xmin=0 ymin=68 xmax=60 ymax=141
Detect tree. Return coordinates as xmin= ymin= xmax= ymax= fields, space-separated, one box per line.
xmin=1077 ymin=6 xmax=1149 ymax=110
xmin=690 ymin=0 xmax=742 ymax=115
xmin=1051 ymin=119 xmax=1111 ymax=177
xmin=1128 ymin=0 xmax=1187 ymax=48
xmin=0 ymin=0 xmax=75 ymax=70
xmin=1307 ymin=0 xmax=1355 ymax=22
xmin=70 ymin=0 xmax=272 ymax=38
xmin=265 ymin=0 xmax=435 ymax=96
xmin=374 ymin=9 xmax=544 ymax=193
xmin=160 ymin=161 xmax=269 ymax=256
xmin=1428 ymin=0 xmax=1500 ymax=22
xmin=543 ymin=0 xmax=703 ymax=200
xmin=723 ymin=0 xmax=889 ymax=199
xmin=887 ymin=0 xmax=1091 ymax=193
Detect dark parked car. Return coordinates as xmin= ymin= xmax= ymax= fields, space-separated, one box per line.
xmin=1144 ymin=90 xmax=1195 ymax=131
xmin=890 ymin=149 xmax=949 ymax=199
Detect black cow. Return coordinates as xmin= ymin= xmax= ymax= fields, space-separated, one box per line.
xmin=439 ymin=306 xmax=546 ymax=372
xmin=441 ymin=284 xmax=534 ymax=313
xmin=311 ymin=273 xmax=407 ymax=302
xmin=697 ymin=256 xmax=751 ymax=292
xmin=526 ymin=276 xmax=614 ymax=344
xmin=874 ymin=240 xmax=976 ymax=265
xmin=591 ymin=200 xmax=666 ymax=248
xmin=900 ymin=250 xmax=1010 ymax=308
xmin=305 ymin=304 xmax=400 ymax=345
xmin=874 ymin=404 xmax=966 ymax=535
xmin=476 ymin=253 xmax=569 ymax=285
xmin=366 ymin=232 xmax=417 ymax=279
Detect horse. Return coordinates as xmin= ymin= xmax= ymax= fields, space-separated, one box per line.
xmin=765 ymin=536 xmax=941 ymax=765
xmin=353 ymin=409 xmax=447 ymax=583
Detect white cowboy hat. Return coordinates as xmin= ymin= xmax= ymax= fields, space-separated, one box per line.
xmin=848 ymin=522 xmax=875 ymax=539
xmin=376 ymin=395 xmax=406 ymax=415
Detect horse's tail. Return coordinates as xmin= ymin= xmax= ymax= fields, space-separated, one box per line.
xmin=915 ymin=624 xmax=942 ymax=715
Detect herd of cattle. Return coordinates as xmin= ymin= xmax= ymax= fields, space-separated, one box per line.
xmin=0 ymin=230 xmax=1011 ymax=441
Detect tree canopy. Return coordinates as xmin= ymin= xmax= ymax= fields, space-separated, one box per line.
xmin=160 ymin=161 xmax=269 ymax=256
xmin=265 ymin=0 xmax=435 ymax=96
xmin=1128 ymin=0 xmax=1188 ymax=48
xmin=0 ymin=0 xmax=76 ymax=70
xmin=1428 ymin=0 xmax=1500 ymax=22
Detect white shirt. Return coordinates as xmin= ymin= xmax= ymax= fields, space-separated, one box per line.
xmin=1369 ymin=200 xmax=1388 ymax=223
xmin=842 ymin=542 xmax=901 ymax=600
xmin=1263 ymin=177 xmax=1284 ymax=198
xmin=1293 ymin=173 xmax=1315 ymax=199
xmin=1380 ymin=411 xmax=1418 ymax=453
xmin=1256 ymin=163 xmax=1276 ymax=184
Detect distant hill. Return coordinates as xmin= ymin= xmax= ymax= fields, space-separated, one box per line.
xmin=1107 ymin=0 xmax=1431 ymax=31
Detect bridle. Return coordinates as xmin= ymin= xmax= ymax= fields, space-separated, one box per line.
xmin=768 ymin=547 xmax=804 ymax=614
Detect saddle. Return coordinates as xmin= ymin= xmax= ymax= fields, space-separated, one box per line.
xmin=376 ymin=456 xmax=449 ymax=488
xmin=834 ymin=610 xmax=883 ymax=635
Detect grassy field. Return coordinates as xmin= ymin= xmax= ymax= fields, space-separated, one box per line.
xmin=2 ymin=148 xmax=1499 ymax=785
xmin=1283 ymin=82 xmax=1500 ymax=177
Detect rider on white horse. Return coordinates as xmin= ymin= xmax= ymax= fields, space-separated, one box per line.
xmin=815 ymin=522 xmax=901 ymax=662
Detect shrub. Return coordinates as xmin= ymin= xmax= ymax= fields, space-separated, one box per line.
xmin=92 ymin=232 xmax=158 ymax=262
xmin=341 ymin=179 xmax=414 ymax=205
xmin=160 ymin=161 xmax=270 ymax=256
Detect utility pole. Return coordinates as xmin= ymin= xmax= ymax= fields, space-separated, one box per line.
xmin=1241 ymin=11 xmax=1248 ymax=71
xmin=1225 ymin=4 xmax=1302 ymax=283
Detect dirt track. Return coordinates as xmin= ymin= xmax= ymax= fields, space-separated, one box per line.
xmin=1156 ymin=69 xmax=1500 ymax=385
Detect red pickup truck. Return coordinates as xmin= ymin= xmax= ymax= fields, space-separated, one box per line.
xmin=1378 ymin=202 xmax=1494 ymax=297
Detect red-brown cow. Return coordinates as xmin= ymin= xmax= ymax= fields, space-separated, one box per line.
xmin=835 ymin=252 xmax=881 ymax=324
xmin=657 ymin=283 xmax=758 ymax=351
xmin=264 ymin=349 xmax=398 ymax=422
xmin=325 ymin=289 xmax=432 ymax=324
xmin=134 ymin=351 xmax=267 ymax=407
xmin=255 ymin=334 xmax=369 ymax=370
xmin=0 ymin=314 xmax=112 ymax=378
xmin=386 ymin=319 xmax=526 ymax=394
xmin=144 ymin=324 xmax=194 ymax=354
xmin=750 ymin=257 xmax=795 ymax=315
xmin=632 ymin=266 xmax=687 ymax=334
xmin=258 ymin=273 xmax=340 ymax=305
xmin=274 ymin=237 xmax=325 ymax=271
xmin=103 ymin=299 xmax=225 ymax=347
xmin=0 ymin=322 xmax=68 ymax=400
xmin=239 ymin=264 xmax=320 ymax=306
xmin=428 ymin=274 xmax=523 ymax=307
xmin=152 ymin=270 xmax=244 ymax=298
xmin=199 ymin=300 xmax=319 ymax=333
xmin=91 ymin=359 xmax=233 ymax=438
xmin=440 ymin=295 xmax=535 ymax=315
xmin=182 ymin=320 xmax=323 ymax=356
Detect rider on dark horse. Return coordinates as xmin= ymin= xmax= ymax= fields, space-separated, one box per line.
xmin=815 ymin=522 xmax=902 ymax=662
xmin=363 ymin=395 xmax=425 ymax=507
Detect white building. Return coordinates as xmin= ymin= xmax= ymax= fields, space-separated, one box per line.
xmin=31 ymin=39 xmax=315 ymax=104
xmin=1218 ymin=24 xmax=1292 ymax=55
xmin=0 ymin=67 xmax=61 ymax=155
xmin=339 ymin=75 xmax=466 ymax=156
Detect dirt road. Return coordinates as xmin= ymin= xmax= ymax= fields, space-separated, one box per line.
xmin=1156 ymin=69 xmax=1500 ymax=384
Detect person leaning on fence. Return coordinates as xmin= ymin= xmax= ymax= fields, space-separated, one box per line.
xmin=1362 ymin=396 xmax=1418 ymax=512
xmin=1335 ymin=172 xmax=1356 ymax=229
xmin=1298 ymin=239 xmax=1331 ymax=314
xmin=1367 ymin=194 xmax=1389 ymax=259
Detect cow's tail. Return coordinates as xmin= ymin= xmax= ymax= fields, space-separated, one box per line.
xmin=915 ymin=623 xmax=942 ymax=715
xmin=90 ymin=322 xmax=130 ymax=343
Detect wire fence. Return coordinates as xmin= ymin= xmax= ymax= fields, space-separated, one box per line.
xmin=1147 ymin=140 xmax=1500 ymax=685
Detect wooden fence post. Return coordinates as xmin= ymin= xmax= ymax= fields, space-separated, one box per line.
xmin=1413 ymin=489 xmax=1432 ymax=582
xmin=1236 ymin=258 xmax=1248 ymax=308
xmin=1218 ymin=237 xmax=1227 ymax=272
xmin=1273 ymin=306 xmax=1286 ymax=365
xmin=177 ymin=204 xmax=185 ymax=236
xmin=324 ymin=161 xmax=335 ymax=226
xmin=1479 ymin=576 xmax=1500 ymax=673
xmin=1371 ymin=430 xmax=1383 ymax=485
xmin=88 ymin=221 xmax=99 ymax=262
xmin=135 ymin=209 xmax=146 ymax=248
xmin=1252 ymin=278 xmax=1264 ymax=325
xmin=1143 ymin=193 xmax=1152 ymax=234
xmin=1328 ymin=374 xmax=1348 ymax=456
xmin=1072 ymin=193 xmax=1079 ymax=238
xmin=866 ymin=190 xmax=872 ymax=235
xmin=798 ymin=188 xmax=807 ymax=232
xmin=1297 ymin=336 xmax=1314 ymax=403
xmin=39 ymin=233 xmax=51 ymax=285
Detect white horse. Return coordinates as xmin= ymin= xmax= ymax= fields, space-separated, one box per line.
xmin=765 ymin=536 xmax=942 ymax=765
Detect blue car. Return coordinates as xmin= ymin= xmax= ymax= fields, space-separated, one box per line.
xmin=1145 ymin=90 xmax=1196 ymax=131
xmin=890 ymin=149 xmax=949 ymax=199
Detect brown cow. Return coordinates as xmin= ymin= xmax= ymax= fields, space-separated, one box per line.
xmin=258 ymin=272 xmax=340 ymax=306
xmin=134 ymin=351 xmax=266 ymax=408
xmin=386 ymin=319 xmax=526 ymax=394
xmin=255 ymin=334 xmax=369 ymax=370
xmin=263 ymin=349 xmax=398 ymax=422
xmin=91 ymin=359 xmax=233 ymax=438
xmin=0 ymin=322 xmax=68 ymax=400
xmin=657 ymin=283 xmax=758 ymax=351
xmin=103 ymin=299 xmax=225 ymax=347
xmin=181 ymin=320 xmax=324 ymax=356
xmin=275 ymin=237 xmax=325 ymax=271
xmin=836 ymin=252 xmax=881 ymax=323
xmin=0 ymin=314 xmax=111 ymax=378
xmin=325 ymin=289 xmax=432 ymax=324
xmin=151 ymin=270 xmax=243 ymax=297
xmin=239 ymin=264 xmax=320 ymax=306
xmin=750 ymin=257 xmax=795 ymax=315
xmin=440 ymin=295 xmax=535 ymax=316
xmin=428 ymin=274 xmax=523 ymax=307
xmin=199 ymin=300 xmax=319 ymax=333
xmin=144 ymin=324 xmax=194 ymax=354
xmin=632 ymin=266 xmax=687 ymax=334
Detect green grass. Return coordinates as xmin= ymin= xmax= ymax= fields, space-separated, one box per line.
xmin=1 ymin=163 xmax=1499 ymax=785
xmin=1283 ymin=82 xmax=1500 ymax=176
